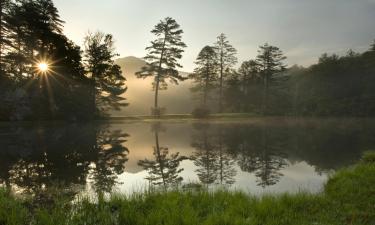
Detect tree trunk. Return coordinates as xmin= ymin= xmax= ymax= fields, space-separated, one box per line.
xmin=262 ymin=75 xmax=269 ymax=115
xmin=154 ymin=33 xmax=167 ymax=116
xmin=203 ymin=64 xmax=209 ymax=107
xmin=154 ymin=77 xmax=159 ymax=109
xmin=219 ymin=61 xmax=223 ymax=113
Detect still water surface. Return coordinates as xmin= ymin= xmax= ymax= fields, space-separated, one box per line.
xmin=0 ymin=118 xmax=373 ymax=197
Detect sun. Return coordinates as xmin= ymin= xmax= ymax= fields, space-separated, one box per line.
xmin=37 ymin=62 xmax=49 ymax=73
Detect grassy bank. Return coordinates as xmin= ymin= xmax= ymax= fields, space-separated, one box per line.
xmin=1 ymin=152 xmax=375 ymax=225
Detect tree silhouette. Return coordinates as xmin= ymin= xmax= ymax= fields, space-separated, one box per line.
xmin=136 ymin=17 xmax=187 ymax=116
xmin=256 ymin=43 xmax=286 ymax=114
xmin=190 ymin=45 xmax=218 ymax=108
xmin=214 ymin=33 xmax=237 ymax=113
xmin=138 ymin=123 xmax=186 ymax=189
xmin=84 ymin=31 xmax=127 ymax=117
xmin=0 ymin=0 xmax=93 ymax=121
xmin=238 ymin=60 xmax=261 ymax=111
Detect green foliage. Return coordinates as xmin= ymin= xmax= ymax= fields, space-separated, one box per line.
xmin=222 ymin=40 xmax=375 ymax=117
xmin=214 ymin=33 xmax=237 ymax=112
xmin=361 ymin=151 xmax=375 ymax=164
xmin=0 ymin=189 xmax=28 ymax=225
xmin=190 ymin=45 xmax=218 ymax=106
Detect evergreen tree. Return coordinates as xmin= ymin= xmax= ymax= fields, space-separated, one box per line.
xmin=256 ymin=43 xmax=286 ymax=114
xmin=136 ymin=17 xmax=187 ymax=116
xmin=190 ymin=45 xmax=218 ymax=107
xmin=237 ymin=60 xmax=261 ymax=111
xmin=84 ymin=31 xmax=127 ymax=117
xmin=214 ymin=33 xmax=237 ymax=113
xmin=1 ymin=0 xmax=89 ymax=120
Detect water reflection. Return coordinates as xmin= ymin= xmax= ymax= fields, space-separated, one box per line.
xmin=191 ymin=124 xmax=237 ymax=186
xmin=138 ymin=123 xmax=186 ymax=189
xmin=0 ymin=124 xmax=128 ymax=198
xmin=0 ymin=118 xmax=373 ymax=197
xmin=88 ymin=128 xmax=129 ymax=193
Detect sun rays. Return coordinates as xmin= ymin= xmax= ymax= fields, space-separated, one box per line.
xmin=37 ymin=62 xmax=49 ymax=73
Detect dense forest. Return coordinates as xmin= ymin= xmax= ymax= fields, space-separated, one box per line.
xmin=220 ymin=44 xmax=375 ymax=117
xmin=190 ymin=38 xmax=375 ymax=117
xmin=1 ymin=0 xmax=375 ymax=121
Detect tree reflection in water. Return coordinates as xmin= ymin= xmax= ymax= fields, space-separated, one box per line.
xmin=138 ymin=123 xmax=187 ymax=189
xmin=89 ymin=128 xmax=129 ymax=194
xmin=0 ymin=124 xmax=129 ymax=201
xmin=191 ymin=123 xmax=237 ymax=187
xmin=0 ymin=119 xmax=372 ymax=197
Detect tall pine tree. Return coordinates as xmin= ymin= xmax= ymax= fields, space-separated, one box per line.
xmin=84 ymin=31 xmax=127 ymax=117
xmin=214 ymin=33 xmax=237 ymax=113
xmin=136 ymin=17 xmax=187 ymax=116
xmin=190 ymin=45 xmax=218 ymax=107
xmin=256 ymin=43 xmax=286 ymax=114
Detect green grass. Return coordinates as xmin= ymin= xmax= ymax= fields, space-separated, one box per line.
xmin=1 ymin=153 xmax=375 ymax=225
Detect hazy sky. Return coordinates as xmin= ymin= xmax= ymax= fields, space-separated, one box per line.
xmin=54 ymin=0 xmax=375 ymax=71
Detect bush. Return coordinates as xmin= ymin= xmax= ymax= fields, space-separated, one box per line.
xmin=361 ymin=151 xmax=375 ymax=164
xmin=192 ymin=107 xmax=210 ymax=118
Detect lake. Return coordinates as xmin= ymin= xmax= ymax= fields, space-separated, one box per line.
xmin=0 ymin=118 xmax=373 ymax=197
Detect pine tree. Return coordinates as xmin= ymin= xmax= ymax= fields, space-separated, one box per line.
xmin=1 ymin=0 xmax=89 ymax=120
xmin=256 ymin=43 xmax=286 ymax=114
xmin=136 ymin=17 xmax=187 ymax=116
xmin=214 ymin=33 xmax=237 ymax=113
xmin=237 ymin=60 xmax=261 ymax=111
xmin=190 ymin=45 xmax=218 ymax=107
xmin=84 ymin=31 xmax=127 ymax=117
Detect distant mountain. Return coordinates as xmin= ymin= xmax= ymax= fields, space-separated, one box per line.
xmin=114 ymin=56 xmax=196 ymax=116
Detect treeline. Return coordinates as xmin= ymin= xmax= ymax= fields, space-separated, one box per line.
xmin=189 ymin=37 xmax=375 ymax=117
xmin=0 ymin=0 xmax=126 ymax=121
xmin=136 ymin=17 xmax=375 ymax=117
xmin=222 ymin=44 xmax=375 ymax=116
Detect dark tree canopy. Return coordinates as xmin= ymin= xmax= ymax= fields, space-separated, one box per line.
xmin=0 ymin=1 xmax=127 ymax=121
xmin=84 ymin=31 xmax=127 ymax=116
xmin=190 ymin=45 xmax=218 ymax=107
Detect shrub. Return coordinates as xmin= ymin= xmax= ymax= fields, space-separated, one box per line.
xmin=361 ymin=151 xmax=375 ymax=164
